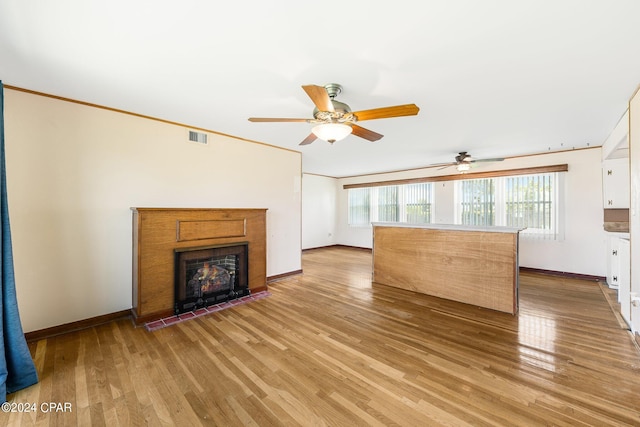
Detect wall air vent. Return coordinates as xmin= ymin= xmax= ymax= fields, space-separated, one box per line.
xmin=188 ymin=130 xmax=208 ymax=145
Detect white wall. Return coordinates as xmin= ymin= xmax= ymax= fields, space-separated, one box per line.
xmin=301 ymin=174 xmax=337 ymax=249
xmin=330 ymin=149 xmax=607 ymax=277
xmin=5 ymin=88 xmax=302 ymax=332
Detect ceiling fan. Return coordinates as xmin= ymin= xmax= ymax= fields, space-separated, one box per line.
xmin=248 ymin=83 xmax=419 ymax=145
xmin=435 ymin=152 xmax=505 ymax=172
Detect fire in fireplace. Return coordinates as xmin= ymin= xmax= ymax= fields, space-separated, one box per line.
xmin=174 ymin=243 xmax=249 ymax=314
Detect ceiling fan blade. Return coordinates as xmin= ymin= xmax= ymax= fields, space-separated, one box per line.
xmin=352 ymin=104 xmax=419 ymax=121
xmin=350 ymin=124 xmax=383 ymax=142
xmin=436 ymin=163 xmax=456 ymax=170
xmin=430 ymin=160 xmax=457 ymax=166
xmin=248 ymin=117 xmax=309 ymax=123
xmin=426 ymin=159 xmax=457 ymax=168
xmin=302 ymin=85 xmax=334 ymax=112
xmin=470 ymin=158 xmax=505 ymax=163
xmin=299 ymin=133 xmax=318 ymax=146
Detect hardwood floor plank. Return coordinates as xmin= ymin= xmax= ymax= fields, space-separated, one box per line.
xmin=327 ymin=391 xmax=389 ymax=427
xmin=88 ymin=401 xmax=106 ymax=427
xmin=4 ymin=246 xmax=640 ymax=426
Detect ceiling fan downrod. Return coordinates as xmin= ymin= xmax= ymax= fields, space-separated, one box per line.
xmin=323 ymin=83 xmax=342 ymax=99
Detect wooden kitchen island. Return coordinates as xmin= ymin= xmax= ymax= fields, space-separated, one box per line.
xmin=372 ymin=223 xmax=522 ymax=314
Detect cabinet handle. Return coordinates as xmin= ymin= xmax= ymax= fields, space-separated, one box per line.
xmin=608 ymin=200 xmax=613 ymax=205
xmin=613 ymin=276 xmax=618 ymax=282
xmin=613 ymin=250 xmax=618 ymax=256
xmin=607 ymin=170 xmax=613 ymax=175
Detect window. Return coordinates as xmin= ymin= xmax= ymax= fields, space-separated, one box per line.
xmin=457 ymin=178 xmax=495 ymax=226
xmin=348 ymin=188 xmax=370 ymax=225
xmin=403 ymin=183 xmax=434 ymax=223
xmin=376 ymin=186 xmax=399 ymax=222
xmin=455 ymin=173 xmax=560 ymax=239
xmin=503 ymin=174 xmax=555 ymax=233
xmin=348 ymin=183 xmax=434 ymax=226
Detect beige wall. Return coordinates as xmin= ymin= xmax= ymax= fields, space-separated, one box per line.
xmin=4 ymin=88 xmax=302 ymax=332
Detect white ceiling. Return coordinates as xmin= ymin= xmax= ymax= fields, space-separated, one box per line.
xmin=1 ymin=1 xmax=639 ymax=177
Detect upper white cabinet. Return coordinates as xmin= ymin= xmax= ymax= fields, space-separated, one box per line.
xmin=602 ymin=158 xmax=630 ymax=208
xmin=601 ymin=109 xmax=630 ymax=213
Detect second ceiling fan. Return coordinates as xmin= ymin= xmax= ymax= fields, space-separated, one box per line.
xmin=248 ymin=83 xmax=419 ymax=145
xmin=435 ymin=152 xmax=505 ymax=172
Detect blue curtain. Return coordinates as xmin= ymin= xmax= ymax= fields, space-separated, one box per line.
xmin=0 ymin=82 xmax=38 ymax=403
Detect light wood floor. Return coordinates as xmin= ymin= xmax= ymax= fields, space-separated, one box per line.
xmin=4 ymin=246 xmax=640 ymax=426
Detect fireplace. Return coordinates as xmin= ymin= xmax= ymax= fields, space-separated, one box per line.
xmin=174 ymin=243 xmax=249 ymax=314
xmin=131 ymin=208 xmax=266 ymax=324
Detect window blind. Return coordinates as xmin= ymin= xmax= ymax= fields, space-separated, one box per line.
xmin=347 ymin=183 xmax=434 ymax=226
xmin=456 ymin=173 xmax=560 ymax=239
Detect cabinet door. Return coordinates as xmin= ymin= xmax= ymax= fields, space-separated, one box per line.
xmin=602 ymin=158 xmax=630 ymax=208
xmin=607 ymin=235 xmax=620 ymax=291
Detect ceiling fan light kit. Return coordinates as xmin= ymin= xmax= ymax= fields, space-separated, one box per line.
xmin=248 ymin=83 xmax=419 ymax=146
xmin=312 ymin=123 xmax=352 ymax=143
xmin=457 ymin=163 xmax=471 ymax=172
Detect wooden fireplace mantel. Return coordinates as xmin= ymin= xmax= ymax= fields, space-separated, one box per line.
xmin=131 ymin=208 xmax=267 ymax=324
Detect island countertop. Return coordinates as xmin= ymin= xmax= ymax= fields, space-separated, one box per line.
xmin=372 ymin=222 xmax=523 ymax=233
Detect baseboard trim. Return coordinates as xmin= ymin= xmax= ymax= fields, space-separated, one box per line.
xmin=25 ymin=310 xmax=131 ymax=342
xmin=519 ymin=267 xmax=606 ymax=282
xmin=598 ymin=281 xmax=630 ymax=330
xmin=131 ymin=308 xmax=175 ymax=326
xmin=303 ymin=244 xmax=372 ymax=252
xmin=268 ymin=270 xmax=302 ymax=282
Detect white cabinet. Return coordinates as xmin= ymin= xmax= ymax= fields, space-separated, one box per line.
xmin=607 ymin=233 xmax=629 ymax=290
xmin=607 ymin=235 xmax=631 ymax=326
xmin=602 ymin=158 xmax=630 ymax=208
xmin=606 ymin=234 xmax=621 ymax=290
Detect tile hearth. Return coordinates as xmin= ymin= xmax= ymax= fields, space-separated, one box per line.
xmin=144 ymin=290 xmax=271 ymax=331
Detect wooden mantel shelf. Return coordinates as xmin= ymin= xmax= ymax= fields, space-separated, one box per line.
xmin=131 ymin=208 xmax=267 ymax=324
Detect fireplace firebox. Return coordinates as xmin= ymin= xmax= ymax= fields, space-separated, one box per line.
xmin=174 ymin=243 xmax=249 ymax=314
